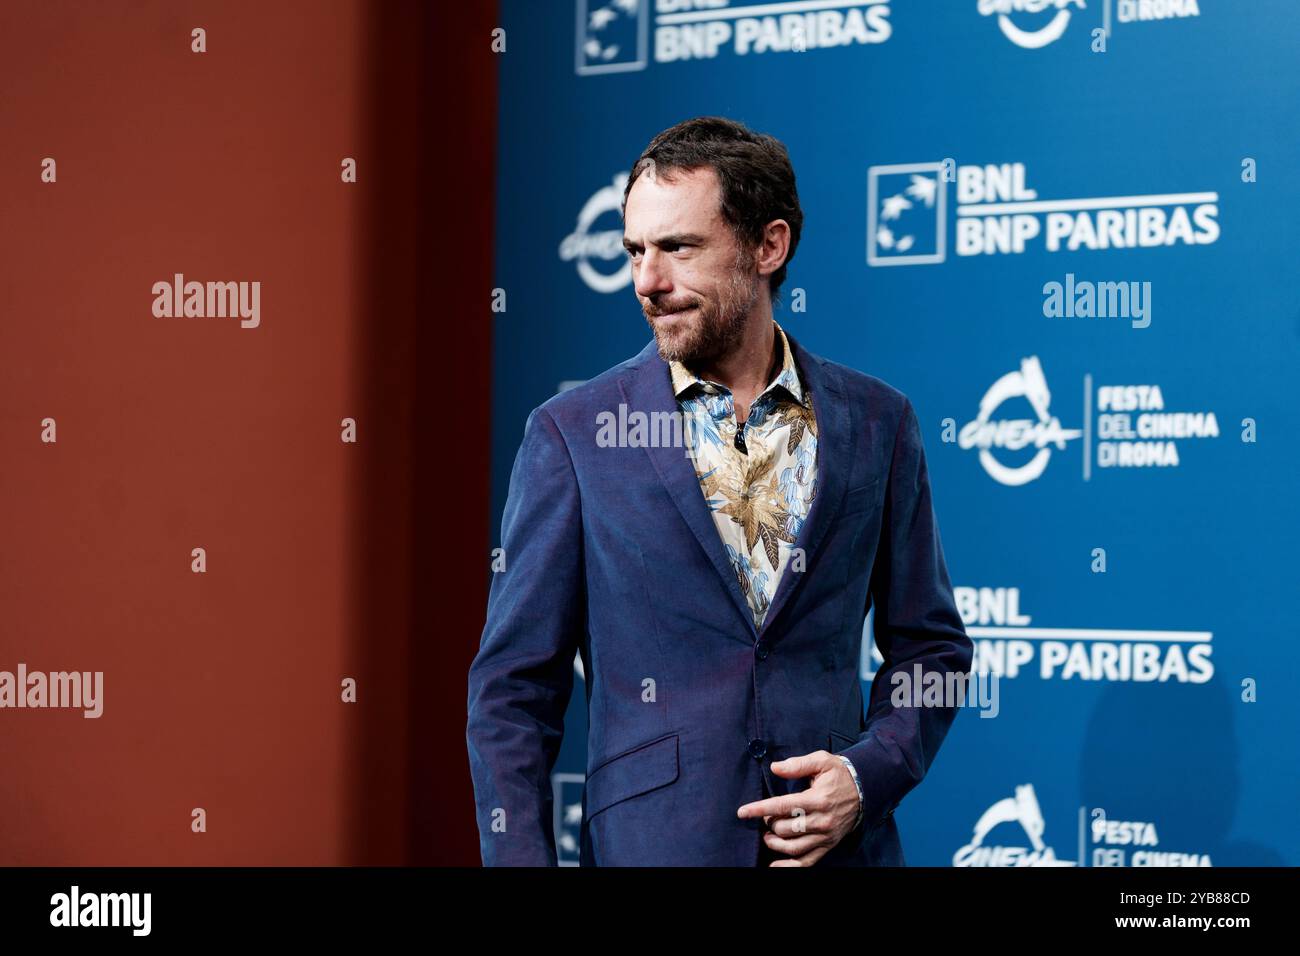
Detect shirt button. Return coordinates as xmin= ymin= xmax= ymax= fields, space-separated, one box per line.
xmin=748 ymin=738 xmax=767 ymax=759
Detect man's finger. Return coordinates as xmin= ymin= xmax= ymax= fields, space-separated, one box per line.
xmin=737 ymin=793 xmax=817 ymax=820
xmin=768 ymin=846 xmax=832 ymax=868
xmin=768 ymin=752 xmax=830 ymax=779
xmin=787 ymin=844 xmax=832 ymax=867
xmin=768 ymin=810 xmax=828 ymax=838
xmin=763 ymin=830 xmax=829 ymax=857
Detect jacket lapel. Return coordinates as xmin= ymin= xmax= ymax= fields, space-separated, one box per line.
xmin=622 ymin=339 xmax=760 ymax=638
xmin=758 ymin=332 xmax=851 ymax=638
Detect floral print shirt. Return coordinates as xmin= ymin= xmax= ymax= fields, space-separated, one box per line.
xmin=668 ymin=320 xmax=818 ymax=632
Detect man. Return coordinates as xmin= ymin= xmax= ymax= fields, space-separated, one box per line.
xmin=467 ymin=116 xmax=972 ymax=867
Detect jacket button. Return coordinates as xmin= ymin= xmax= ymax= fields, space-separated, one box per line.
xmin=748 ymin=738 xmax=767 ymax=759
xmin=754 ymin=640 xmax=769 ymax=660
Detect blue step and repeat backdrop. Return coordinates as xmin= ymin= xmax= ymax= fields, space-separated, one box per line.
xmin=488 ymin=0 xmax=1299 ymax=866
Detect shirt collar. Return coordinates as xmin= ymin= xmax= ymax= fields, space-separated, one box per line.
xmin=668 ymin=320 xmax=807 ymax=407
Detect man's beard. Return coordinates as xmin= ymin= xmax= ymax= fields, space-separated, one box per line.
xmin=643 ymin=250 xmax=760 ymax=368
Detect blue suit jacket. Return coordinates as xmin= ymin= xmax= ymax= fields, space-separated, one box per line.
xmin=467 ymin=331 xmax=973 ymax=866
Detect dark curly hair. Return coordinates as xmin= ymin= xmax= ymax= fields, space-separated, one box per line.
xmin=622 ymin=116 xmax=803 ymax=305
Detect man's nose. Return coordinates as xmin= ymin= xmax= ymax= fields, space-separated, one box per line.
xmin=633 ymin=248 xmax=672 ymax=298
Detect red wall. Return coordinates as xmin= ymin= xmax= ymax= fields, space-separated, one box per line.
xmin=0 ymin=0 xmax=495 ymax=865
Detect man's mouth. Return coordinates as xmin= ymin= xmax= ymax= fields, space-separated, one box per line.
xmin=654 ymin=306 xmax=695 ymax=319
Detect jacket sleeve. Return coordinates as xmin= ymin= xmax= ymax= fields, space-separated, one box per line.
xmin=838 ymin=397 xmax=974 ymax=830
xmin=466 ymin=405 xmax=586 ymax=866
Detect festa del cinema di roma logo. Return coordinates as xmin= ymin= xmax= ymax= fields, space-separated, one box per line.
xmin=979 ymin=0 xmax=1087 ymax=49
xmin=959 ymin=356 xmax=1081 ymax=487
xmin=954 ymin=784 xmax=1214 ymax=866
xmin=559 ymin=172 xmax=632 ymax=294
xmin=978 ymin=0 xmax=1202 ymax=50
xmin=956 ymin=356 xmax=1220 ymax=485
xmin=954 ymin=784 xmax=1077 ymax=866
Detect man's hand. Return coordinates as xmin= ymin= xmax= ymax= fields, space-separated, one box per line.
xmin=736 ymin=750 xmax=860 ymax=867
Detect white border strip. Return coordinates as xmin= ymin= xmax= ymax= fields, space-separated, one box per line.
xmin=956 ymin=192 xmax=1218 ymax=216
xmin=658 ymin=0 xmax=887 ymax=25
xmin=968 ymin=627 xmax=1213 ymax=643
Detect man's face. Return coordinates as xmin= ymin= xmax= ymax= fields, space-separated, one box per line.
xmin=623 ymin=165 xmax=760 ymax=367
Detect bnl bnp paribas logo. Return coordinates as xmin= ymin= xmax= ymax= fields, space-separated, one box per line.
xmin=956 ymin=356 xmax=1220 ymax=485
xmin=576 ymin=0 xmax=891 ymax=75
xmin=866 ymin=161 xmax=1220 ymax=267
xmin=977 ymin=0 xmax=1202 ymax=50
xmin=865 ymin=585 xmax=1215 ymax=685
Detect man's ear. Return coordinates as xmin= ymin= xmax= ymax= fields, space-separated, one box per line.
xmin=757 ymin=219 xmax=791 ymax=277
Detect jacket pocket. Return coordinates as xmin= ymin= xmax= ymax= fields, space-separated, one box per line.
xmin=585 ymin=732 xmax=680 ymax=820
